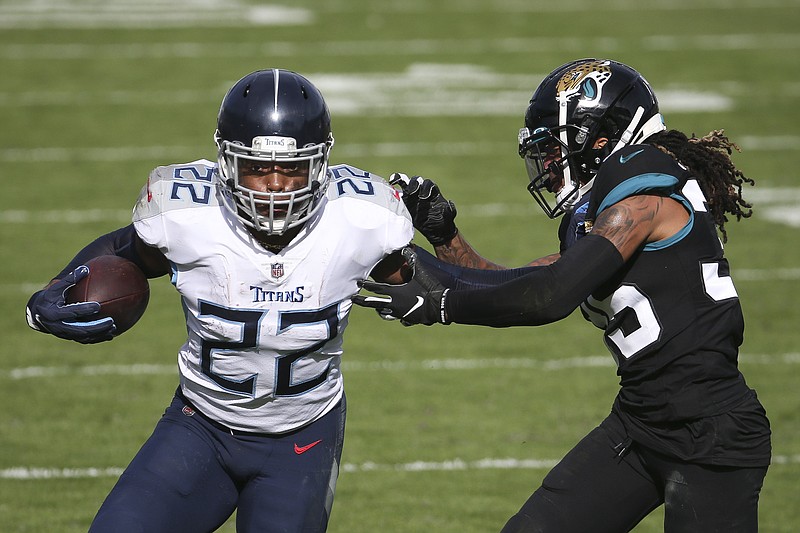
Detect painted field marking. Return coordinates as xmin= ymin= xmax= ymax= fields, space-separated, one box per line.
xmin=0 ymin=64 xmax=742 ymax=115
xmin=1 ymin=135 xmax=798 ymax=165
xmin=3 ymin=31 xmax=799 ymax=54
xmin=2 ymin=353 xmax=799 ymax=381
xmin=0 ymin=1 xmax=312 ymax=29
xmin=4 ymin=453 xmax=799 ymax=480
xmin=3 ymin=182 xmax=799 ymax=229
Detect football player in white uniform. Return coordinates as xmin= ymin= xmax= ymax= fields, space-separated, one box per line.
xmin=26 ymin=69 xmax=413 ymax=532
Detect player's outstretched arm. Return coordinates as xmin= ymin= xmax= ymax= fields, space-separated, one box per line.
xmin=389 ymin=173 xmax=558 ymax=269
xmin=366 ymin=195 xmax=672 ymax=328
xmin=355 ymin=234 xmax=623 ymax=328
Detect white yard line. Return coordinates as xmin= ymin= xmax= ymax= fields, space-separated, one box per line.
xmin=3 ymin=182 xmax=800 ymax=231
xmin=0 ymin=2 xmax=312 ymax=29
xmin=0 ymin=136 xmax=798 ymax=167
xmin=4 ymin=453 xmax=799 ymax=479
xmin=0 ymin=63 xmax=794 ymax=121
xmin=5 ymin=34 xmax=800 ymax=58
xmin=0 ymin=0 xmax=793 ymax=32
xmin=0 ymin=84 xmax=738 ymax=116
xmin=2 ymin=353 xmax=799 ymax=381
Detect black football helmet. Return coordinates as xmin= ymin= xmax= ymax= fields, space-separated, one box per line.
xmin=214 ymin=69 xmax=334 ymax=234
xmin=518 ymin=59 xmax=666 ymax=218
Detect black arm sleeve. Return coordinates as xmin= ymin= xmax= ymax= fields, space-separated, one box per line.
xmin=444 ymin=234 xmax=624 ymax=327
xmin=55 ymin=224 xmax=168 ymax=280
xmin=414 ymin=246 xmax=541 ymax=290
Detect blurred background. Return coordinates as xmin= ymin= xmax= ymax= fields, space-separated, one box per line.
xmin=1 ymin=1 xmax=798 ymax=531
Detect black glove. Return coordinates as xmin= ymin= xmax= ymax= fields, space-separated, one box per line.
xmin=26 ymin=265 xmax=116 ymax=344
xmin=353 ymin=247 xmax=450 ymax=326
xmin=389 ymin=173 xmax=458 ymax=246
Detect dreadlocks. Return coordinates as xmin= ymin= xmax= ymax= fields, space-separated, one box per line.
xmin=646 ymin=129 xmax=755 ymax=242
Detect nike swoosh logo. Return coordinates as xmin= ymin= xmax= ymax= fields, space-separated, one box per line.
xmin=619 ymin=149 xmax=645 ymax=164
xmin=294 ymin=439 xmax=322 ymax=455
xmin=403 ymin=296 xmax=424 ymax=318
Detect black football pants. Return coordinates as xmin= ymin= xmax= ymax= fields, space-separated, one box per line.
xmin=500 ymin=411 xmax=767 ymax=533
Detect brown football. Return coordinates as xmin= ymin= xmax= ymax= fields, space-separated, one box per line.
xmin=66 ymin=255 xmax=150 ymax=336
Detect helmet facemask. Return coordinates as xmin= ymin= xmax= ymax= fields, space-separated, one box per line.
xmin=216 ymin=133 xmax=333 ymax=235
xmin=213 ymin=69 xmax=335 ymax=238
xmin=519 ymin=121 xmax=599 ymax=219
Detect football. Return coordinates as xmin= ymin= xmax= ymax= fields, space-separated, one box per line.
xmin=66 ymin=255 xmax=150 ymax=336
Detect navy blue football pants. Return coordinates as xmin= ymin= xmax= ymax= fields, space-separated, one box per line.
xmin=500 ymin=410 xmax=768 ymax=533
xmin=89 ymin=391 xmax=346 ymax=533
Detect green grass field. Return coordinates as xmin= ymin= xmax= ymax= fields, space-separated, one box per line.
xmin=2 ymin=0 xmax=799 ymax=531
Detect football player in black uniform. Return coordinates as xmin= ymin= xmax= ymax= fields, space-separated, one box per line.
xmin=354 ymin=59 xmax=771 ymax=532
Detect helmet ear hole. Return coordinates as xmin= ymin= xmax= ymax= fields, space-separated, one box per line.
xmin=575 ymin=115 xmax=599 ymax=147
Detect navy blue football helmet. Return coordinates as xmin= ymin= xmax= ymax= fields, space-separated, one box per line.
xmin=215 ymin=69 xmax=334 ymax=234
xmin=518 ymin=59 xmax=665 ymax=218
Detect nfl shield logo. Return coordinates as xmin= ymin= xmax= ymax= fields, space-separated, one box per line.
xmin=271 ymin=263 xmax=284 ymax=279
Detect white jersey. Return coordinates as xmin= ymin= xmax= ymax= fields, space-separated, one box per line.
xmin=133 ymin=160 xmax=413 ymax=433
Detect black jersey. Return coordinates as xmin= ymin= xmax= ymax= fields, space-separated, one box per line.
xmin=584 ymin=145 xmax=770 ymax=465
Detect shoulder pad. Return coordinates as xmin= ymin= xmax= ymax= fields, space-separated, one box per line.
xmin=326 ymin=164 xmax=408 ymax=216
xmin=134 ymin=160 xmax=219 ymax=221
xmin=587 ymin=145 xmax=689 ymax=221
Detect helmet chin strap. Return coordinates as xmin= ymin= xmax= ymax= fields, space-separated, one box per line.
xmin=557 ymin=175 xmax=594 ymax=213
xmin=576 ymin=177 xmax=594 ymax=200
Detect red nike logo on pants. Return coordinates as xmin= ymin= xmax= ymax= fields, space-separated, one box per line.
xmin=294 ymin=439 xmax=322 ymax=454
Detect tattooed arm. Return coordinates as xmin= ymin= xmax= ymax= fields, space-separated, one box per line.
xmin=439 ymin=194 xmax=689 ymax=326
xmin=590 ymin=194 xmax=689 ymax=261
xmin=432 ymin=232 xmax=505 ymax=270
xmin=433 ymin=193 xmax=684 ymax=284
xmin=363 ymin=194 xmax=690 ymax=328
xmin=357 ymin=194 xmax=690 ymax=327
xmin=433 ymin=231 xmax=561 ymax=270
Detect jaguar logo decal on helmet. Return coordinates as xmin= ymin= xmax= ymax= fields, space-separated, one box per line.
xmin=556 ymin=60 xmax=612 ymax=105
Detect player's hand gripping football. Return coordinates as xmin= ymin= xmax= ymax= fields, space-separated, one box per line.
xmin=353 ymin=247 xmax=450 ymax=326
xmin=389 ymin=173 xmax=458 ymax=246
xmin=25 ymin=265 xmax=116 ymax=344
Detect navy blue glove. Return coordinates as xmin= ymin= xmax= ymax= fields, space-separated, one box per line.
xmin=389 ymin=173 xmax=458 ymax=246
xmin=26 ymin=265 xmax=116 ymax=344
xmin=353 ymin=247 xmax=450 ymax=326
